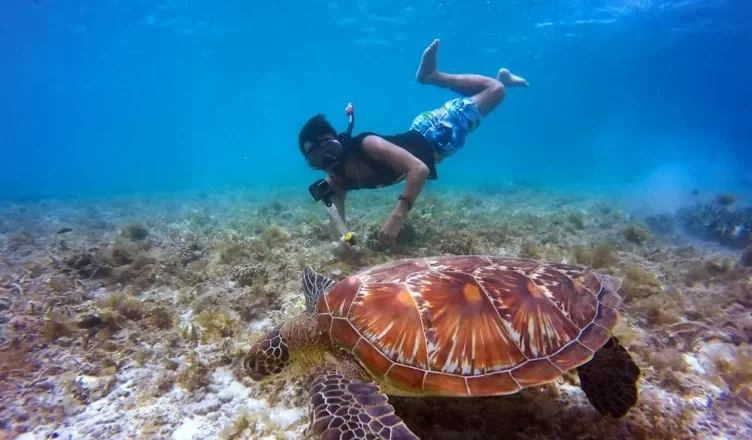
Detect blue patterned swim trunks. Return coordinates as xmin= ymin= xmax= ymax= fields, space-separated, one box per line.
xmin=409 ymin=97 xmax=483 ymax=163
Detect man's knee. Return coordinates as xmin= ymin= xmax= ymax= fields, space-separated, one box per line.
xmin=470 ymin=80 xmax=505 ymax=117
xmin=490 ymin=79 xmax=505 ymax=102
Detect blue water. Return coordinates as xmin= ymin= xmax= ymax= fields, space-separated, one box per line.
xmin=1 ymin=0 xmax=750 ymax=207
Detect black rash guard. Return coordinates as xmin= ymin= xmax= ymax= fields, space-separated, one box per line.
xmin=329 ymin=130 xmax=438 ymax=191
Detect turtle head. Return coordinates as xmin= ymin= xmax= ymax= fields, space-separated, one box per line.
xmin=244 ymin=324 xmax=291 ymax=383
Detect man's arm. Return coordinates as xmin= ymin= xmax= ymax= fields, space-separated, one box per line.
xmin=360 ymin=135 xmax=430 ymax=219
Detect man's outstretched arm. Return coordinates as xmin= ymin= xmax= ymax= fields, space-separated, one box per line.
xmin=361 ymin=135 xmax=429 ymax=244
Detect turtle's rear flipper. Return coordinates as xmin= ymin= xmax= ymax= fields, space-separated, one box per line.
xmin=576 ymin=336 xmax=641 ymax=418
xmin=307 ymin=373 xmax=419 ymax=440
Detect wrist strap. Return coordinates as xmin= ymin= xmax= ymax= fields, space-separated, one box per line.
xmin=398 ymin=194 xmax=413 ymax=210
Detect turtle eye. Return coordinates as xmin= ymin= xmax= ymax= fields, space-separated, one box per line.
xmin=243 ymin=344 xmax=263 ymax=379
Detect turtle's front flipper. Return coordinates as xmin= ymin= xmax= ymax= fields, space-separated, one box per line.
xmin=307 ymin=373 xmax=419 ymax=440
xmin=576 ymin=336 xmax=641 ymax=418
xmin=303 ymin=266 xmax=337 ymax=312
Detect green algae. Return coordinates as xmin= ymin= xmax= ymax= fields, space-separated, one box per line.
xmin=622 ymin=265 xmax=663 ymax=299
xmin=120 ymin=222 xmax=149 ymax=241
xmin=193 ymin=309 xmax=239 ymax=343
xmin=571 ymin=243 xmax=619 ymax=269
xmin=175 ymin=351 xmax=210 ymax=392
xmin=624 ymin=223 xmax=653 ymax=244
xmin=519 ymin=240 xmax=541 ymax=259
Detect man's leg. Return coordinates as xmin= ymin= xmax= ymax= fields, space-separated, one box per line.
xmin=415 ymin=39 xmax=528 ymax=117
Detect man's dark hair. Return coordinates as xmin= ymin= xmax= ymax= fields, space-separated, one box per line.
xmin=298 ymin=114 xmax=336 ymax=155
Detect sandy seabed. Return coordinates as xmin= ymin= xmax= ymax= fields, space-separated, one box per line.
xmin=1 ymin=184 xmax=750 ymax=440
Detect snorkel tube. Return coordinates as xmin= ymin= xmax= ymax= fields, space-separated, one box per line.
xmin=343 ymin=102 xmax=355 ymax=138
xmin=308 ymin=179 xmax=356 ymax=246
xmin=307 ymin=102 xmax=357 ymax=246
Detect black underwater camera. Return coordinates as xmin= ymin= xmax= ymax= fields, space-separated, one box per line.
xmin=309 ymin=178 xmax=335 ymax=206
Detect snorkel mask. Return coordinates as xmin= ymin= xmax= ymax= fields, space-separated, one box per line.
xmin=305 ymin=136 xmax=345 ymax=170
xmin=304 ymin=103 xmax=355 ymax=170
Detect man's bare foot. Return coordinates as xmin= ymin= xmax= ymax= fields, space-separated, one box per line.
xmin=416 ymin=39 xmax=440 ymax=84
xmin=497 ymin=68 xmax=529 ymax=87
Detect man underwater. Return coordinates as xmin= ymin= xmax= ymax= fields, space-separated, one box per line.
xmin=299 ymin=39 xmax=529 ymax=246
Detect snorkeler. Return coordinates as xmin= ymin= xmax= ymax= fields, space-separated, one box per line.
xmin=299 ymin=39 xmax=529 ymax=246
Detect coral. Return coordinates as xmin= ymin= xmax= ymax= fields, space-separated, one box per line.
xmin=176 ymin=244 xmax=202 ymax=265
xmin=676 ymin=203 xmax=724 ymax=238
xmin=676 ymin=202 xmax=752 ymax=248
xmin=230 ymin=263 xmax=268 ymax=287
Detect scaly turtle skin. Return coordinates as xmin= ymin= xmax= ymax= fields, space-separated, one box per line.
xmin=244 ymin=256 xmax=641 ymax=440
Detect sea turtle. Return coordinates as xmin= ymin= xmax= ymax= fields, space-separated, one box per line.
xmin=244 ymin=256 xmax=641 ymax=440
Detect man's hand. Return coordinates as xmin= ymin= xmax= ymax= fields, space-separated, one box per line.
xmin=378 ymin=211 xmax=404 ymax=246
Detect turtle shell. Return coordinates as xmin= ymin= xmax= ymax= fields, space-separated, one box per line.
xmin=316 ymin=255 xmax=623 ymax=397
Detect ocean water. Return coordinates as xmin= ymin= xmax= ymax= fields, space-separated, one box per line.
xmin=2 ymin=1 xmax=752 ymax=440
xmin=1 ymin=0 xmax=751 ymax=202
